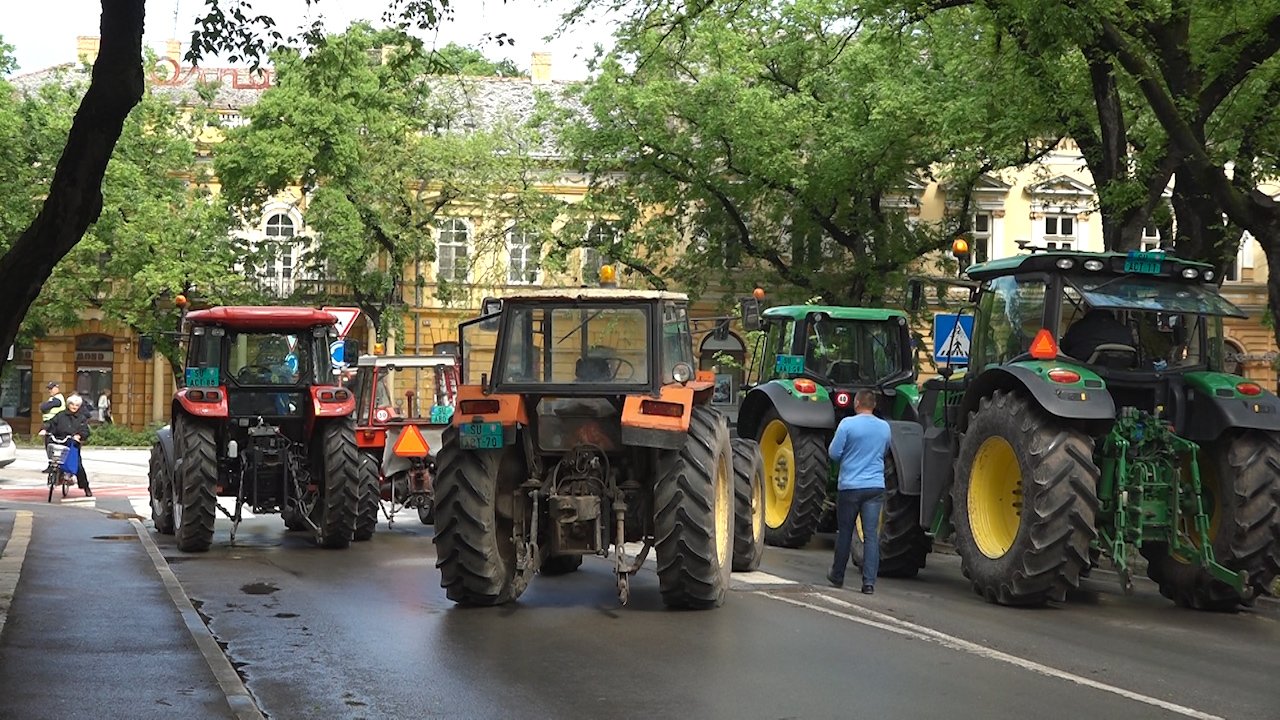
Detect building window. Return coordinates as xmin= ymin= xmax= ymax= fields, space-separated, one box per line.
xmin=1044 ymin=215 xmax=1075 ymax=250
xmin=582 ymin=222 xmax=619 ymax=280
xmin=507 ymin=224 xmax=540 ymax=284
xmin=1224 ymin=240 xmax=1243 ymax=282
xmin=1140 ymin=225 xmax=1162 ymax=252
xmin=262 ymin=212 xmax=298 ymax=294
xmin=436 ymin=218 xmax=471 ymax=282
xmin=972 ymin=213 xmax=992 ymax=263
xmin=0 ymin=359 xmax=32 ymax=420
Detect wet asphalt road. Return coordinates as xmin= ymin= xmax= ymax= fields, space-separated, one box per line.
xmin=1 ymin=452 xmax=1278 ymax=719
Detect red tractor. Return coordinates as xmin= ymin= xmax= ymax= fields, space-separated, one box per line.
xmin=350 ymin=353 xmax=460 ymax=537
xmin=147 ymin=306 xmax=361 ymax=551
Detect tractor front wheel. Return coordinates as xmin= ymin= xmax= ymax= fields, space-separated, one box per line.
xmin=313 ymin=418 xmax=360 ymax=549
xmin=353 ymin=452 xmax=380 ymax=542
xmin=174 ymin=416 xmax=218 ymax=553
xmin=757 ymin=409 xmax=827 ymax=549
xmin=433 ymin=425 xmax=530 ymax=605
xmin=1142 ymin=430 xmax=1280 ymax=611
xmin=731 ymin=438 xmax=766 ymax=572
xmin=951 ymin=390 xmax=1097 ymax=605
xmin=654 ymin=406 xmax=734 ymax=609
xmin=148 ymin=441 xmax=175 ymax=535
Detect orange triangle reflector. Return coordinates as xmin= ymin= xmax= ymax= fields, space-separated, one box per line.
xmin=392 ymin=424 xmax=431 ymax=457
xmin=1029 ymin=328 xmax=1058 ymax=360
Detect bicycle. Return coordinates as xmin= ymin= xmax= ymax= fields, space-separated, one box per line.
xmin=44 ymin=435 xmax=78 ymax=502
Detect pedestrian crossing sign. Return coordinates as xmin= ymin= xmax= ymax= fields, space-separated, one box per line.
xmin=933 ymin=314 xmax=974 ymax=365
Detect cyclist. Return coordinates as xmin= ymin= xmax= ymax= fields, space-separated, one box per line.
xmin=44 ymin=395 xmax=93 ymax=497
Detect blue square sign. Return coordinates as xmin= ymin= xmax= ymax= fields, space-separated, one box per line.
xmin=933 ymin=314 xmax=974 ymax=365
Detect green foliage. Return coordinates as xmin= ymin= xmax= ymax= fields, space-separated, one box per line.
xmin=432 ymin=42 xmax=525 ymax=77
xmin=86 ymin=422 xmax=162 ymax=447
xmin=557 ymin=0 xmax=1060 ymax=306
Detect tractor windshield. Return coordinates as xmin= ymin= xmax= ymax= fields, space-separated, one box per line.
xmin=498 ymin=304 xmax=651 ymax=386
xmin=358 ymin=364 xmax=457 ymax=424
xmin=226 ymin=332 xmax=309 ymax=386
xmin=1066 ymin=275 xmax=1247 ymax=318
xmin=802 ymin=318 xmax=907 ymax=385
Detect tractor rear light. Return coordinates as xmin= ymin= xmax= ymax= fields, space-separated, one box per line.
xmin=460 ymin=399 xmax=501 ymax=415
xmin=1029 ymin=329 xmax=1058 ymax=360
xmin=1047 ymin=369 xmax=1080 ymax=384
xmin=793 ymin=378 xmax=817 ymax=394
xmin=834 ymin=391 xmax=852 ymax=407
xmin=1236 ymin=382 xmax=1263 ymax=396
xmin=187 ymin=389 xmax=221 ymax=402
xmin=640 ymin=400 xmax=685 ymax=417
xmin=361 ymin=430 xmax=377 ymax=440
xmin=333 ymin=389 xmax=350 ymax=401
xmin=319 ymin=390 xmax=335 ymax=401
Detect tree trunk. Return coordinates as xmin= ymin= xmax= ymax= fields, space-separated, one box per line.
xmin=0 ymin=1 xmax=146 ymax=375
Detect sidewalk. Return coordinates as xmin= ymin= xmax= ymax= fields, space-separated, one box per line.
xmin=0 ymin=504 xmax=259 ymax=718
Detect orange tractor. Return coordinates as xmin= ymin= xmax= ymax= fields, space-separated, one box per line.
xmin=350 ymin=353 xmax=460 ymax=538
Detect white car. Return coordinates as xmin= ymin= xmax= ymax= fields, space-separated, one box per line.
xmin=0 ymin=420 xmax=16 ymax=468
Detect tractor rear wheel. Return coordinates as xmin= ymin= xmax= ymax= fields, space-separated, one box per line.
xmin=654 ymin=406 xmax=734 ymax=609
xmin=757 ymin=409 xmax=827 ymax=548
xmin=851 ymin=457 xmax=931 ymax=578
xmin=731 ymin=438 xmax=765 ymax=572
xmin=1141 ymin=430 xmax=1280 ymax=611
xmin=148 ymin=441 xmax=175 ymax=535
xmin=951 ymin=390 xmax=1097 ymax=605
xmin=313 ymin=418 xmax=360 ymax=549
xmin=353 ymin=452 xmax=380 ymax=542
xmin=174 ymin=416 xmax=218 ymax=553
xmin=433 ymin=425 xmax=530 ymax=605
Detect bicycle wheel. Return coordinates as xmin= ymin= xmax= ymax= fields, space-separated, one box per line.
xmin=47 ymin=469 xmax=56 ymax=503
xmin=61 ymin=477 xmax=69 ymax=498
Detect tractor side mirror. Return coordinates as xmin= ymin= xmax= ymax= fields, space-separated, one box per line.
xmin=481 ymin=297 xmax=502 ymax=316
xmin=739 ymin=297 xmax=762 ymax=331
xmin=908 ymin=280 xmax=924 ymax=312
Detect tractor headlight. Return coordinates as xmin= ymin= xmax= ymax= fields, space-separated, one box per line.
xmin=1083 ymin=259 xmax=1104 ymax=271
xmin=1203 ymin=269 xmax=1215 ymax=282
xmin=672 ymin=362 xmax=693 ymax=383
xmin=1056 ymin=259 xmax=1075 ymax=270
xmin=1182 ymin=268 xmax=1199 ymax=279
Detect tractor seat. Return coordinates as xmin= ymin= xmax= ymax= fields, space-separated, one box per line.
xmin=1087 ymin=343 xmax=1139 ymax=370
xmin=827 ymin=360 xmax=860 ymax=384
xmin=575 ymin=357 xmax=612 ymax=382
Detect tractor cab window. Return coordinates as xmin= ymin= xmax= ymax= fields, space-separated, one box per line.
xmin=227 ymin=332 xmax=306 ymax=385
xmin=803 ymin=318 xmax=906 ymax=385
xmin=662 ymin=302 xmax=695 ymax=383
xmin=975 ymin=276 xmax=1047 ymax=367
xmin=762 ymin=318 xmax=796 ymax=381
xmin=499 ymin=304 xmax=650 ymax=386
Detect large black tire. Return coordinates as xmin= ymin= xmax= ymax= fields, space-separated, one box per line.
xmin=1141 ymin=430 xmax=1280 ymax=611
xmin=851 ymin=457 xmax=931 ymax=578
xmin=539 ymin=552 xmax=584 ymax=576
xmin=312 ymin=418 xmax=360 ymax=549
xmin=433 ymin=425 xmax=530 ymax=605
xmin=951 ymin=390 xmax=1097 ymax=605
xmin=353 ymin=452 xmax=380 ymax=542
xmin=148 ymin=442 xmax=175 ymax=535
xmin=654 ymin=406 xmax=734 ymax=609
xmin=174 ymin=416 xmax=218 ymax=553
xmin=731 ymin=438 xmax=765 ymax=572
xmin=757 ymin=408 xmax=827 ymax=549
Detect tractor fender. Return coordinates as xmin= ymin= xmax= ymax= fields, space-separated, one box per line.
xmin=1182 ymin=388 xmax=1280 ymax=443
xmin=156 ymin=425 xmax=176 ymax=472
xmin=959 ymin=365 xmax=1115 ymax=432
xmin=737 ymin=382 xmax=836 ymax=441
xmin=887 ymin=420 xmax=923 ymax=496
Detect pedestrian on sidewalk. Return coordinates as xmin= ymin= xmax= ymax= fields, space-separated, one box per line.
xmin=826 ymin=389 xmax=891 ymax=594
xmin=96 ymin=389 xmax=112 ymax=424
xmin=45 ymin=395 xmax=93 ymax=497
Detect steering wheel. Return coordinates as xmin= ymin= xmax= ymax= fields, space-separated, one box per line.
xmin=606 ymin=357 xmax=636 ymax=381
xmin=237 ymin=364 xmax=278 ymax=383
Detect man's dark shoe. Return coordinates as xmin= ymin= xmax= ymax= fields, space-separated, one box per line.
xmin=861 ymin=584 xmax=874 ymax=595
xmin=826 ymin=571 xmax=843 ymax=588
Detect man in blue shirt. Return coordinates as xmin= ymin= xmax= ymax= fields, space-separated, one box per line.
xmin=826 ymin=389 xmax=892 ymax=593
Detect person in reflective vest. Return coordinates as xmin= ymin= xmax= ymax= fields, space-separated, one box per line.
xmin=39 ymin=381 xmax=66 ymax=428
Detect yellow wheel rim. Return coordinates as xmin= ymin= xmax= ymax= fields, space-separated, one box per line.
xmin=715 ymin=443 xmax=732 ymax=570
xmin=968 ymin=436 xmax=1022 ymax=559
xmin=760 ymin=419 xmax=795 ymax=529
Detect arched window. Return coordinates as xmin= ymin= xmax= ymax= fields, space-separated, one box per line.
xmin=1223 ymin=340 xmax=1245 ymax=376
xmin=700 ymin=332 xmax=747 ymax=407
xmin=259 ymin=211 xmax=301 ymax=295
xmin=75 ymin=334 xmax=114 ymax=417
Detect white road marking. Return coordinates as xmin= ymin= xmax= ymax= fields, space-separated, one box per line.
xmin=0 ymin=511 xmax=33 ymax=636
xmin=759 ymin=591 xmax=1222 ymax=720
xmin=731 ymin=570 xmax=796 ymax=585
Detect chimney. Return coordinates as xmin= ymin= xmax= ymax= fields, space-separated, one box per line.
xmin=531 ymin=52 xmax=552 ymax=84
xmin=76 ymin=36 xmax=100 ymax=65
xmin=165 ymin=39 xmax=183 ymax=63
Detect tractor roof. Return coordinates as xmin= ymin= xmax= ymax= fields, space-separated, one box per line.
xmin=499 ymin=287 xmax=689 ymax=303
xmin=964 ymin=251 xmax=1214 ymax=282
xmin=762 ymin=305 xmax=907 ymax=322
xmin=355 ymin=354 xmax=458 ymax=369
xmin=185 ymin=306 xmax=338 ymax=331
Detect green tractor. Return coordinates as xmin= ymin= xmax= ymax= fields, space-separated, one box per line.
xmin=901 ymin=249 xmax=1280 ymax=610
xmin=736 ymin=305 xmax=929 ymax=575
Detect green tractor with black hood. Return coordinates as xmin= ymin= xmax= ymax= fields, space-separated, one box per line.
xmin=736 ymin=305 xmax=930 ymax=575
xmin=904 ymin=248 xmax=1280 ymax=610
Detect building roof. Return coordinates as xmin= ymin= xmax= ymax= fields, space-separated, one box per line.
xmin=762 ymin=305 xmax=907 ymax=322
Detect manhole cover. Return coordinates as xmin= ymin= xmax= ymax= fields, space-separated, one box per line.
xmin=92 ymin=535 xmax=138 ymax=541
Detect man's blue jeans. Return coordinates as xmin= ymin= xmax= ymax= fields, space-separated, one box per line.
xmin=831 ymin=487 xmax=885 ymax=587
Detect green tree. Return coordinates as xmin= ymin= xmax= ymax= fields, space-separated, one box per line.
xmin=557 ymin=0 xmax=1060 ymax=305
xmin=0 ymin=0 xmax=463 ymax=377
xmin=433 ymin=41 xmax=525 ymax=76
xmin=214 ymin=25 xmax=561 ymax=334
